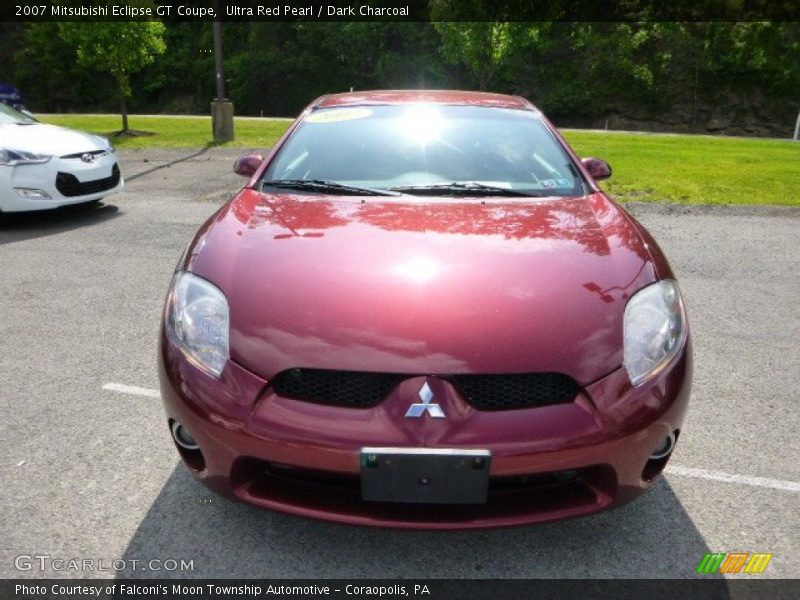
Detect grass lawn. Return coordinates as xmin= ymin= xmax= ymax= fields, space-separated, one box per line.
xmin=39 ymin=114 xmax=292 ymax=150
xmin=564 ymin=130 xmax=799 ymax=206
xmin=39 ymin=114 xmax=799 ymax=206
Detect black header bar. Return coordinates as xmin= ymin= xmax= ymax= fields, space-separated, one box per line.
xmin=3 ymin=579 xmax=800 ymax=600
xmin=4 ymin=0 xmax=800 ymax=23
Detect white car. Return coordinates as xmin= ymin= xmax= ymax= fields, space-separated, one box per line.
xmin=0 ymin=103 xmax=123 ymax=212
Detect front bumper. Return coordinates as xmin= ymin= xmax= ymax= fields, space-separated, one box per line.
xmin=0 ymin=152 xmax=123 ymax=212
xmin=158 ymin=332 xmax=692 ymax=529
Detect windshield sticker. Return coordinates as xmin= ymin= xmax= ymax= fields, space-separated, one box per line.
xmin=305 ymin=108 xmax=373 ymax=124
xmin=539 ymin=178 xmax=571 ymax=189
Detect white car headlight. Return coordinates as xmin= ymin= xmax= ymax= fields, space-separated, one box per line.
xmin=167 ymin=272 xmax=230 ymax=377
xmin=623 ymin=279 xmax=687 ymax=386
xmin=0 ymin=149 xmax=52 ymax=166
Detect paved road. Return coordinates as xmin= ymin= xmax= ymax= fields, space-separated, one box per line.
xmin=1 ymin=148 xmax=798 ymax=580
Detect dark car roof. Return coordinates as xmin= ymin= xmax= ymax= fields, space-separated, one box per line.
xmin=315 ymin=90 xmax=536 ymax=111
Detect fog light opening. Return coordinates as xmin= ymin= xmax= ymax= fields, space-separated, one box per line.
xmin=171 ymin=421 xmax=200 ymax=450
xmin=14 ymin=188 xmax=51 ymax=200
xmin=642 ymin=430 xmax=679 ymax=482
xmin=169 ymin=420 xmax=206 ymax=471
xmin=650 ymin=431 xmax=677 ymax=460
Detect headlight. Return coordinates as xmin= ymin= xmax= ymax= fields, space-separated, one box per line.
xmin=167 ymin=272 xmax=230 ymax=377
xmin=0 ymin=149 xmax=52 ymax=166
xmin=623 ymin=279 xmax=687 ymax=386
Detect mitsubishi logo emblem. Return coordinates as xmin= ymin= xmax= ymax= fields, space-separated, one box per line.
xmin=405 ymin=381 xmax=446 ymax=419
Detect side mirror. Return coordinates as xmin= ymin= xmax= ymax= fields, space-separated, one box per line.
xmin=233 ymin=154 xmax=264 ymax=177
xmin=581 ymin=157 xmax=612 ymax=181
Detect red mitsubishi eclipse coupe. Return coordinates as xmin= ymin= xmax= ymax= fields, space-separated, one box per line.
xmin=158 ymin=91 xmax=691 ymax=529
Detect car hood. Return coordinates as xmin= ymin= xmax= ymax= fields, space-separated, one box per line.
xmin=185 ymin=190 xmax=658 ymax=386
xmin=0 ymin=123 xmax=109 ymax=155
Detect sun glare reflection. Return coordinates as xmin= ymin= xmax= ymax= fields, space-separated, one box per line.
xmin=399 ymin=105 xmax=444 ymax=145
xmin=393 ymin=256 xmax=440 ymax=284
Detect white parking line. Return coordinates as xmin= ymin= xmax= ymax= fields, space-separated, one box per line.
xmin=665 ymin=465 xmax=800 ymax=493
xmin=102 ymin=382 xmax=160 ymax=398
xmin=101 ymin=382 xmax=800 ymax=494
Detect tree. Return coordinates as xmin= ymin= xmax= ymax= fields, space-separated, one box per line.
xmin=432 ymin=21 xmax=516 ymax=90
xmin=429 ymin=0 xmax=535 ymax=91
xmin=58 ymin=19 xmax=165 ymax=133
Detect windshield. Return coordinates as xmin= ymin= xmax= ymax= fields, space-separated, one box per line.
xmin=262 ymin=104 xmax=586 ymax=197
xmin=0 ymin=102 xmax=36 ymax=125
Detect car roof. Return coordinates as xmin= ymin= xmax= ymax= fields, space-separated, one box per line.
xmin=314 ymin=90 xmax=536 ymax=111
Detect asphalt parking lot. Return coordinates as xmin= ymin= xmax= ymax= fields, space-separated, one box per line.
xmin=1 ymin=147 xmax=798 ymax=580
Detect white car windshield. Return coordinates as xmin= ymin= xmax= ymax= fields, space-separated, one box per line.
xmin=262 ymin=105 xmax=586 ymax=197
xmin=0 ymin=102 xmax=36 ymax=125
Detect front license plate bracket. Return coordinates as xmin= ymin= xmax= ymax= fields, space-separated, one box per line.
xmin=360 ymin=448 xmax=491 ymax=504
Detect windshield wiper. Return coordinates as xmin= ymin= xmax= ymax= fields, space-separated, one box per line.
xmin=262 ymin=179 xmax=399 ymax=196
xmin=388 ymin=182 xmax=545 ymax=197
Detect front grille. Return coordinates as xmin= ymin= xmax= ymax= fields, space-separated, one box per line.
xmin=55 ymin=163 xmax=120 ymax=197
xmin=448 ymin=372 xmax=579 ymax=411
xmin=270 ymin=368 xmax=579 ymax=411
xmin=271 ymin=368 xmax=407 ymax=408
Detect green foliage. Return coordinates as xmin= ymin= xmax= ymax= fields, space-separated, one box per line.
xmin=134 ymin=22 xmax=213 ymax=113
xmin=433 ymin=22 xmax=518 ymax=89
xmin=8 ymin=17 xmax=798 ymax=136
xmin=227 ymin=22 xmax=448 ymax=116
xmin=12 ymin=22 xmax=116 ymax=113
xmin=57 ymin=20 xmax=166 ymax=97
xmin=0 ymin=22 xmax=25 ymax=81
xmin=56 ymin=8 xmax=166 ymax=131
